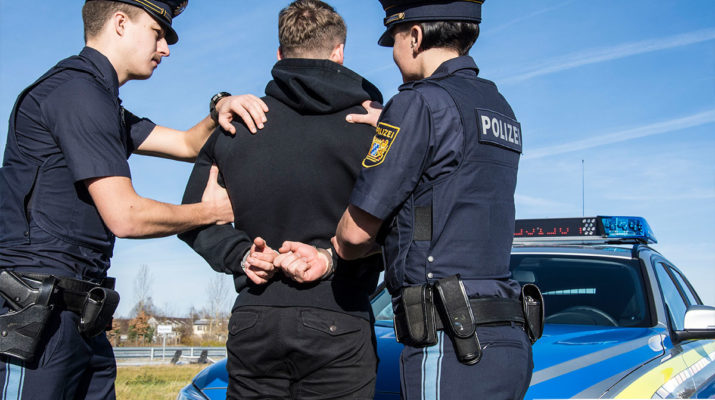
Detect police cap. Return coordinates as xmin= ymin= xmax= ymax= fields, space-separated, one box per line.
xmin=87 ymin=0 xmax=188 ymax=45
xmin=377 ymin=0 xmax=483 ymax=47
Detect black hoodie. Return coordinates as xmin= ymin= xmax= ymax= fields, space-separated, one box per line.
xmin=180 ymin=59 xmax=383 ymax=319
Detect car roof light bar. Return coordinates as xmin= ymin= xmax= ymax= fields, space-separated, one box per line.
xmin=513 ymin=216 xmax=657 ymax=244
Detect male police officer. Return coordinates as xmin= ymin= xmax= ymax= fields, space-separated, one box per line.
xmin=179 ymin=1 xmax=383 ymax=398
xmin=282 ymin=1 xmax=538 ymax=399
xmin=0 ymin=1 xmax=268 ymax=398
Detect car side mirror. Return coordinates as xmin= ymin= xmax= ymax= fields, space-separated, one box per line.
xmin=674 ymin=305 xmax=715 ymax=341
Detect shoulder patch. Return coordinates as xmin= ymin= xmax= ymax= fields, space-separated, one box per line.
xmin=362 ymin=122 xmax=400 ymax=168
xmin=475 ymin=108 xmax=523 ymax=153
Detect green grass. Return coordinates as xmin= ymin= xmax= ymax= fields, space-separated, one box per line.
xmin=116 ymin=364 xmax=207 ymax=400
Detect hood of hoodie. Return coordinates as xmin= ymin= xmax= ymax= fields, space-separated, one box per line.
xmin=265 ymin=58 xmax=383 ymax=115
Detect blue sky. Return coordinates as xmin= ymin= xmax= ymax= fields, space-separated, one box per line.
xmin=1 ymin=1 xmax=713 ymax=317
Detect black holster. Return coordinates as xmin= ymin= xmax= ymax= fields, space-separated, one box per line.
xmin=521 ymin=283 xmax=544 ymax=344
xmin=434 ymin=276 xmax=481 ymax=365
xmin=79 ymin=286 xmax=120 ymax=338
xmin=0 ymin=271 xmax=57 ymax=362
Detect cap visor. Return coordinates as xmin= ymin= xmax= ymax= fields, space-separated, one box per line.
xmin=377 ymin=29 xmax=394 ymax=47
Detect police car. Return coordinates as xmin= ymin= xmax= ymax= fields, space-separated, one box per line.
xmin=177 ymin=216 xmax=715 ymax=399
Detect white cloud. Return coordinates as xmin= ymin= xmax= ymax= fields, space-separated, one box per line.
xmin=488 ymin=0 xmax=576 ymax=35
xmin=524 ymin=109 xmax=715 ymax=159
xmin=500 ymin=28 xmax=715 ymax=85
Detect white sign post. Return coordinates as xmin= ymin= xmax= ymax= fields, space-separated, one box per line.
xmin=157 ymin=324 xmax=172 ymax=360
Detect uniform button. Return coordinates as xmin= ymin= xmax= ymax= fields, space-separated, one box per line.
xmin=427 ymin=256 xmax=434 ymax=262
xmin=329 ymin=325 xmax=337 ymax=333
xmin=1 ymin=331 xmax=7 ymax=337
xmin=427 ymin=272 xmax=434 ymax=279
xmin=23 ymin=231 xmax=29 ymax=237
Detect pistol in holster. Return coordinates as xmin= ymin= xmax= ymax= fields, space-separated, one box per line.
xmin=0 ymin=270 xmax=120 ymax=362
xmin=0 ymin=270 xmax=57 ymax=362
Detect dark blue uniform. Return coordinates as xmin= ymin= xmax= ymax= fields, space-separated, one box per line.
xmin=0 ymin=47 xmax=154 ymax=400
xmin=350 ymin=56 xmax=533 ymax=399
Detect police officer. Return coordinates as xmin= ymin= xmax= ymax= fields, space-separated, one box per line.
xmin=328 ymin=1 xmax=534 ymax=398
xmin=0 ymin=1 xmax=267 ymax=398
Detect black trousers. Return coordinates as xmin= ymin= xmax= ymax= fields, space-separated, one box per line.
xmin=226 ymin=306 xmax=377 ymax=400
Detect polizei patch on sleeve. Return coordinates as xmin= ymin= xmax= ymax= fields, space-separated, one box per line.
xmin=362 ymin=122 xmax=400 ymax=168
xmin=476 ymin=108 xmax=523 ymax=153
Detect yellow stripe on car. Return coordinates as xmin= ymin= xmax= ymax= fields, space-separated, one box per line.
xmin=616 ymin=341 xmax=715 ymax=398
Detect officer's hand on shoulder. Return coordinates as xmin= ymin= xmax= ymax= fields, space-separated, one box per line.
xmin=217 ymin=94 xmax=269 ymax=134
xmin=346 ymin=100 xmax=383 ymax=128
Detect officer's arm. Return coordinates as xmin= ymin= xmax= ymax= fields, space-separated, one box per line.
xmin=85 ymin=166 xmax=233 ymax=239
xmin=333 ymin=204 xmax=383 ymax=260
xmin=135 ymin=95 xmax=268 ymax=162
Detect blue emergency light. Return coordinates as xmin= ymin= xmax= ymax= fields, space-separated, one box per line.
xmin=514 ymin=216 xmax=657 ymax=244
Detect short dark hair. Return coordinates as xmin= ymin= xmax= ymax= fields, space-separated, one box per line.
xmin=418 ymin=21 xmax=480 ymax=56
xmin=278 ymin=0 xmax=347 ymax=58
xmin=82 ymin=0 xmax=142 ymax=42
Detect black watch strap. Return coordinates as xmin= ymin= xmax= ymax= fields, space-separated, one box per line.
xmin=210 ymin=92 xmax=232 ymax=123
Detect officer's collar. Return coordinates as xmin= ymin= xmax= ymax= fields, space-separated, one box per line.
xmin=430 ymin=55 xmax=480 ymax=79
xmin=79 ymin=47 xmax=120 ymax=96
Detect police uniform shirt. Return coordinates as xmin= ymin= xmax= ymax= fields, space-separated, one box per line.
xmin=350 ymin=57 xmax=475 ymax=220
xmin=0 ymin=47 xmax=155 ymax=281
xmin=350 ymin=56 xmax=522 ymax=299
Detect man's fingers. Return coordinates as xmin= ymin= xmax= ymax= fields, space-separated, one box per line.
xmin=218 ymin=113 xmax=236 ymax=134
xmin=245 ymin=268 xmax=268 ymax=285
xmin=279 ymin=241 xmax=301 ymax=254
xmin=238 ymin=109 xmax=258 ymax=134
xmin=253 ymin=236 xmax=267 ymax=249
xmin=273 ymin=252 xmax=295 ymax=268
xmin=207 ymin=164 xmax=219 ymax=186
xmin=346 ymin=113 xmax=370 ymax=124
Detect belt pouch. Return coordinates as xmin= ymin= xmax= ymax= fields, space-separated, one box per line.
xmin=79 ymin=287 xmax=120 ymax=338
xmin=0 ymin=272 xmax=57 ymax=362
xmin=521 ymin=283 xmax=544 ymax=344
xmin=434 ymin=275 xmax=482 ymax=365
xmin=395 ymin=284 xmax=437 ymax=346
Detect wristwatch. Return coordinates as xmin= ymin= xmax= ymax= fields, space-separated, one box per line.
xmin=209 ymin=91 xmax=232 ymax=123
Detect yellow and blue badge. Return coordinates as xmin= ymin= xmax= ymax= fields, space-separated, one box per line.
xmin=363 ymin=122 xmax=400 ymax=168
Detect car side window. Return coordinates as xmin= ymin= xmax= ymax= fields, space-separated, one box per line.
xmin=670 ymin=268 xmax=700 ymax=306
xmin=654 ymin=262 xmax=688 ymax=330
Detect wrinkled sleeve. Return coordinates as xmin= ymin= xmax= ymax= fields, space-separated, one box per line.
xmin=177 ymin=131 xmax=252 ymax=276
xmin=349 ymin=90 xmax=431 ymax=219
xmin=43 ymin=79 xmax=131 ymax=182
xmin=122 ymin=108 xmax=155 ymax=152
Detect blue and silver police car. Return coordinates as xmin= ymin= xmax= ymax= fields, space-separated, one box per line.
xmin=177 ymin=216 xmax=715 ymax=399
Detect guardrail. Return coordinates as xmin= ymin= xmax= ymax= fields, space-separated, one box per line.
xmin=113 ymin=346 xmax=226 ymax=360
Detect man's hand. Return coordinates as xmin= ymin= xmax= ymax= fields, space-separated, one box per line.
xmin=201 ymin=164 xmax=234 ymax=225
xmin=345 ymin=100 xmax=383 ymax=128
xmin=217 ymin=95 xmax=269 ymax=134
xmin=274 ymin=241 xmax=331 ymax=284
xmin=243 ymin=237 xmax=277 ymax=285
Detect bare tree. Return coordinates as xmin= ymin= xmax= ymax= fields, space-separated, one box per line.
xmin=133 ymin=264 xmax=153 ymax=317
xmin=206 ymin=274 xmax=232 ymax=335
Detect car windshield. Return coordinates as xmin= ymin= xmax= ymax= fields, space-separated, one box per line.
xmin=372 ymin=253 xmax=650 ymax=327
xmin=512 ymin=254 xmax=650 ymax=327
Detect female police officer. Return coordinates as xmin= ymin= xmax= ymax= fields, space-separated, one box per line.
xmin=327 ymin=1 xmax=534 ymax=398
